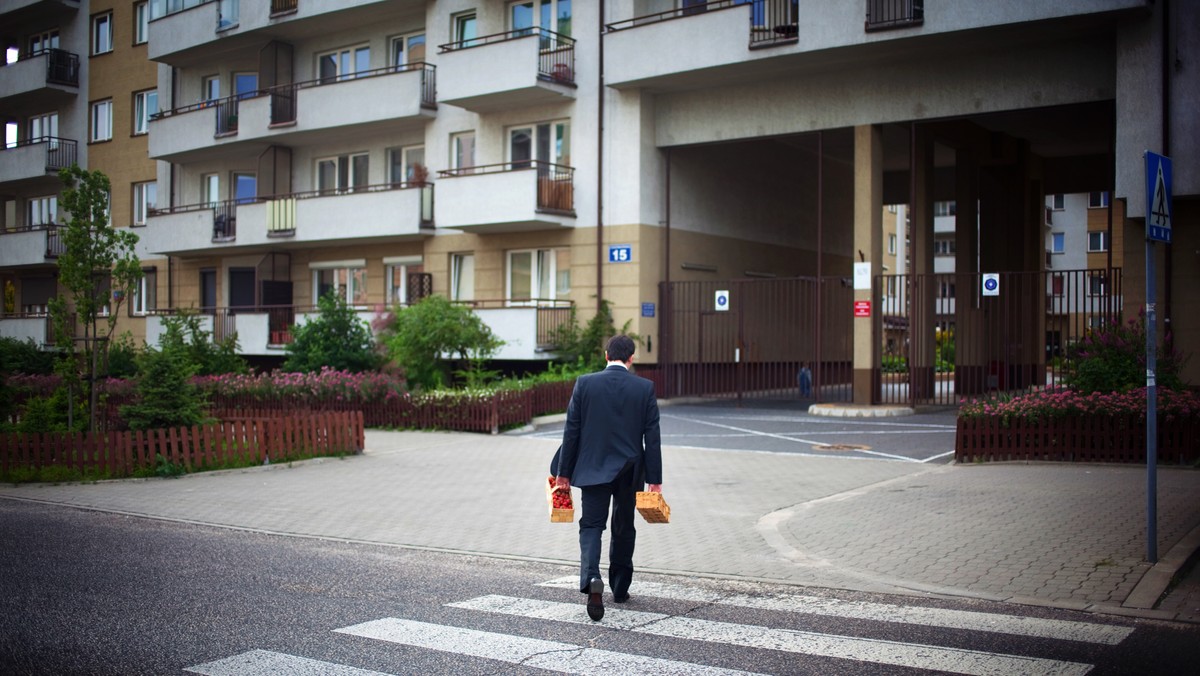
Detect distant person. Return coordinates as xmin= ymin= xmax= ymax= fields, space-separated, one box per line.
xmin=798 ymin=362 xmax=813 ymax=398
xmin=554 ymin=335 xmax=662 ymax=621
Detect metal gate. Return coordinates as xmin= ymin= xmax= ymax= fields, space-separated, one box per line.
xmin=657 ymin=277 xmax=853 ymax=402
xmin=874 ymin=269 xmax=1123 ymax=405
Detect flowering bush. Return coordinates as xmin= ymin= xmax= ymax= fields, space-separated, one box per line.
xmin=1066 ymin=312 xmax=1188 ymax=393
xmin=960 ymin=386 xmax=1200 ymax=424
xmin=193 ymin=367 xmax=406 ymax=404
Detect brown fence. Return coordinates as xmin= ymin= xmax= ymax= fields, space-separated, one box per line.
xmin=0 ymin=411 xmax=364 ymax=478
xmin=955 ymin=415 xmax=1199 ymax=464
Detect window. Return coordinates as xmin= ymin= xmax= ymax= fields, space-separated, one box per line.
xmin=318 ymin=45 xmax=370 ymax=82
xmin=389 ymin=146 xmax=425 ymax=185
xmin=132 ymin=182 xmax=157 ymax=225
xmin=92 ymin=12 xmax=113 ymax=55
xmin=386 ymin=259 xmax=425 ymax=306
xmin=313 ymin=266 xmax=367 ymax=306
xmin=508 ymin=120 xmax=570 ymax=167
xmin=1088 ymin=191 xmax=1109 ymax=208
xmin=233 ymin=72 xmax=258 ymax=98
xmin=233 ymin=173 xmax=256 ymax=204
xmin=133 ymin=90 xmax=157 ymax=135
xmin=28 ymin=112 xmax=58 ymax=141
xmin=203 ymin=75 xmax=221 ymax=103
xmin=934 ymin=201 xmax=956 ymax=217
xmin=90 ymin=99 xmax=112 ymax=142
xmin=391 ymin=33 xmax=426 ymax=67
xmin=1088 ymin=274 xmax=1107 ymax=297
xmin=203 ymin=173 xmax=220 ymax=206
xmin=29 ymin=30 xmax=59 ymax=54
xmin=29 ymin=196 xmax=57 ymax=227
xmin=887 ymin=234 xmax=897 ymax=256
xmin=316 ymin=153 xmax=369 ymax=194
xmin=451 ymin=132 xmax=475 ymax=172
xmin=134 ymin=2 xmax=149 ymax=45
xmin=1051 ymin=274 xmax=1064 ymax=296
xmin=1087 ymin=232 xmax=1108 ymax=252
xmin=509 ymin=0 xmax=572 ymax=40
xmin=507 ymin=248 xmax=569 ymax=305
xmin=1050 ymin=232 xmax=1065 ymax=254
xmin=131 ymin=268 xmax=156 ymax=316
xmin=938 ymin=281 xmax=956 ymax=299
xmin=453 ymin=12 xmax=478 ymax=47
xmin=933 ymin=239 xmax=955 ymax=256
xmin=1049 ymin=194 xmax=1064 ymax=210
xmin=451 ymin=253 xmax=475 ymax=302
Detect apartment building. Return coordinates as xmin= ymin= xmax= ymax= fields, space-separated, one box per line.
xmin=6 ymin=1 xmax=1196 ymax=401
xmin=1 ymin=0 xmax=158 ymax=347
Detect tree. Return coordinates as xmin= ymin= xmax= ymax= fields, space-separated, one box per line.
xmin=549 ymin=299 xmax=638 ymax=371
xmin=160 ymin=309 xmax=247 ymax=376
xmin=51 ymin=165 xmax=142 ymax=431
xmin=120 ymin=319 xmax=208 ymax=431
xmin=381 ymin=295 xmax=502 ymax=391
xmin=284 ymin=291 xmax=381 ymax=373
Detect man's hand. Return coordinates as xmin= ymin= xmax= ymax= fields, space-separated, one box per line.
xmin=647 ymin=484 xmax=662 ymax=493
xmin=555 ymin=476 xmax=570 ymax=491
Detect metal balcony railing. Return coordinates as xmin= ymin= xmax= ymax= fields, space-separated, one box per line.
xmin=2 ymin=136 xmax=78 ymax=172
xmin=439 ymin=28 xmax=576 ymax=86
xmin=270 ymin=0 xmax=297 ymax=16
xmin=451 ymin=298 xmax=574 ymax=349
xmin=267 ymin=62 xmax=437 ymax=125
xmin=438 ymin=160 xmax=574 ymax=214
xmin=865 ymin=0 xmax=924 ymax=31
xmin=7 ymin=48 xmax=81 ymax=86
xmin=606 ymin=1 xmax=799 ymax=49
xmin=149 ymin=0 xmax=216 ymax=21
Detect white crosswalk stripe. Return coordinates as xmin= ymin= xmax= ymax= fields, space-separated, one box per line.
xmin=448 ymin=595 xmax=1094 ymax=676
xmin=336 ymin=618 xmax=764 ymax=675
xmin=185 ymin=577 xmax=1132 ymax=675
xmin=536 ymin=576 xmax=1133 ymax=645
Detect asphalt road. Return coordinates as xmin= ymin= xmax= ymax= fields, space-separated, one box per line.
xmin=521 ymin=400 xmax=961 ymax=464
xmin=3 ymin=500 xmax=1194 ymax=675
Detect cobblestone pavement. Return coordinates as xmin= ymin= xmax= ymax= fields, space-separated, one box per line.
xmin=1 ymin=422 xmax=1198 ymax=623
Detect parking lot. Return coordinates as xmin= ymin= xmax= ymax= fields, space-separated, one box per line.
xmin=521 ymin=399 xmax=960 ymax=464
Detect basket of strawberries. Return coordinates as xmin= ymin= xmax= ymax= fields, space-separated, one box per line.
xmin=546 ymin=476 xmax=575 ymax=523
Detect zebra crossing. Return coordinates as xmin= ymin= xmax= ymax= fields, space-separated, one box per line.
xmin=186 ymin=576 xmax=1132 ymax=675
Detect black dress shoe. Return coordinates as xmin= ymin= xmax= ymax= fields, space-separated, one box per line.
xmin=613 ymin=592 xmax=630 ymax=604
xmin=586 ymin=578 xmax=604 ymax=621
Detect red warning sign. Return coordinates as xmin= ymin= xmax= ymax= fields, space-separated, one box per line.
xmin=853 ymin=300 xmax=871 ymax=317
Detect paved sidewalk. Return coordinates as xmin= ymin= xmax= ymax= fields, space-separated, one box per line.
xmin=1 ymin=428 xmax=1198 ymax=623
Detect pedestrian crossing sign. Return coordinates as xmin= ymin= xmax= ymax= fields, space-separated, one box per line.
xmin=1145 ymin=151 xmax=1172 ymax=243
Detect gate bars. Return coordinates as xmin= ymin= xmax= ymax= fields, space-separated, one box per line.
xmin=657 ymin=277 xmax=854 ymax=402
xmin=875 ymin=269 xmax=1123 ymax=406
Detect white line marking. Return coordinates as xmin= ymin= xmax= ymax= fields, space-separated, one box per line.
xmin=185 ymin=649 xmax=389 ymax=676
xmin=536 ymin=578 xmax=1132 ymax=645
xmin=920 ymin=450 xmax=957 ymax=463
xmin=451 ymin=595 xmax=1093 ymax=676
xmin=336 ymin=617 xmax=763 ymax=675
xmin=663 ymin=414 xmax=921 ymax=462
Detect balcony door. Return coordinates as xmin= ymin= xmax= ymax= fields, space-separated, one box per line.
xmin=28 ymin=112 xmax=58 ymax=143
xmin=507 ymin=248 xmax=569 ymax=306
xmin=391 ymin=33 xmax=426 ymax=66
xmin=200 ymin=268 xmax=217 ymax=314
xmin=509 ymin=0 xmax=571 ymax=39
xmin=318 ymin=45 xmax=370 ymax=82
xmin=508 ymin=120 xmax=569 ymax=169
xmin=229 ymin=268 xmax=256 ymax=312
xmin=28 ymin=30 xmax=60 ymax=54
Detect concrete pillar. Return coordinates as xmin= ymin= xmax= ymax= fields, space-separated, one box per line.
xmin=954 ymin=148 xmax=988 ymax=395
xmin=852 ymin=125 xmax=882 ymax=404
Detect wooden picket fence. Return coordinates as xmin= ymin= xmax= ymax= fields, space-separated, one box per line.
xmin=955 ymin=414 xmax=1200 ymax=464
xmin=0 ymin=411 xmax=364 ymax=479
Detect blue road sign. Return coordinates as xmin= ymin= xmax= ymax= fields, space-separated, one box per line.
xmin=1145 ymin=151 xmax=1172 ymax=243
xmin=641 ymin=302 xmax=655 ymax=318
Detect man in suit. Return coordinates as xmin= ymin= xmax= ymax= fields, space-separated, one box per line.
xmin=555 ymin=335 xmax=662 ymax=621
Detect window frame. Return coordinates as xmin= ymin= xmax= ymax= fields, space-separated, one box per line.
xmin=506 ymin=247 xmax=569 ymax=306
xmin=1087 ymin=231 xmax=1109 ymax=253
xmin=131 ymin=267 xmax=157 ymax=316
xmin=450 ymin=253 xmax=475 ymax=302
xmin=391 ymin=32 xmax=427 ymax=67
xmin=1050 ymin=232 xmax=1065 ymax=254
xmin=1049 ymin=194 xmax=1065 ymax=210
xmin=28 ymin=195 xmax=58 ymax=227
xmin=451 ymin=131 xmax=475 ymax=172
xmin=385 ymin=260 xmax=425 ymax=306
xmin=453 ymin=11 xmax=478 ymax=46
xmin=312 ymin=266 xmax=368 ymax=307
xmin=90 ymin=99 xmax=113 ymax=142
xmin=134 ymin=2 xmax=149 ymax=45
xmin=506 ymin=119 xmax=570 ymax=167
xmin=91 ymin=12 xmax=113 ymax=56
xmin=132 ymin=181 xmax=157 ymax=226
xmin=315 ymin=152 xmax=370 ymax=195
xmin=133 ymin=89 xmax=158 ymax=135
xmin=317 ymin=44 xmax=371 ymax=82
xmin=1088 ymin=191 xmax=1110 ymax=209
xmin=388 ymin=145 xmax=425 ymax=185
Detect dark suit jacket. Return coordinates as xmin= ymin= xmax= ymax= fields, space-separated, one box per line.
xmin=556 ymin=364 xmax=662 ymax=487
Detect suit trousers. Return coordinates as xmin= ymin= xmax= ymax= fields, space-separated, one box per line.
xmin=577 ymin=461 xmax=639 ymax=597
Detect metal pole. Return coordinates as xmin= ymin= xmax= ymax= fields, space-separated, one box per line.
xmin=1146 ymin=236 xmax=1158 ymax=564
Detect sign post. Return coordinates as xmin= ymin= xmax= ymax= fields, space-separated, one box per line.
xmin=1144 ymin=150 xmax=1172 ymax=564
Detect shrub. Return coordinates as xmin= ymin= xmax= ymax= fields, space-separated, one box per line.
xmin=194 ymin=368 xmax=405 ymax=405
xmin=121 ymin=320 xmax=208 ymax=431
xmin=284 ymin=291 xmax=381 ymax=374
xmin=549 ymin=299 xmax=638 ymax=371
xmin=380 ymin=295 xmax=502 ymax=391
xmin=1066 ymin=313 xmax=1188 ymax=394
xmin=0 ymin=337 xmax=56 ymax=375
xmin=959 ymin=386 xmax=1200 ymax=425
xmin=158 ymin=310 xmax=247 ymax=376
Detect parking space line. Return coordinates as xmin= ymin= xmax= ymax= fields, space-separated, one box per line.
xmin=663 ymin=414 xmax=921 ymax=463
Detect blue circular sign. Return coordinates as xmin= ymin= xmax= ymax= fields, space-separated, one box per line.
xmin=984 ymin=278 xmax=998 ymax=291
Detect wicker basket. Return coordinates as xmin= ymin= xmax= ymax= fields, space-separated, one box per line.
xmin=546 ymin=477 xmax=575 ymax=523
xmin=636 ymin=491 xmax=671 ymax=524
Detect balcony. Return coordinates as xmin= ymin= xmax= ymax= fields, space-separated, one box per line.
xmin=148 ymin=64 xmax=435 ymax=163
xmin=0 ymin=48 xmax=80 ymax=111
xmin=436 ymin=161 xmax=574 ymax=233
xmin=0 ymin=314 xmax=53 ymax=346
xmin=0 ymin=0 xmax=79 ymax=22
xmin=0 ymin=225 xmax=65 ymax=267
xmin=146 ymin=304 xmax=375 ymax=356
xmin=438 ymin=28 xmax=575 ymax=113
xmin=865 ymin=0 xmax=923 ymax=32
xmin=0 ymin=137 xmax=76 ymax=191
xmin=147 ymin=0 xmax=423 ymax=66
xmin=139 ymin=183 xmax=433 ymax=257
xmin=460 ymin=300 xmax=572 ymax=359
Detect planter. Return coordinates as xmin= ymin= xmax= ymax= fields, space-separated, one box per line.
xmin=955 ymin=414 xmax=1200 ymax=464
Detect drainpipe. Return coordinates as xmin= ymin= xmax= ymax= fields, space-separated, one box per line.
xmin=596 ymin=0 xmax=606 ymax=313
xmin=815 ymin=131 xmax=823 ymax=400
xmin=1161 ymin=0 xmax=1172 ymax=350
